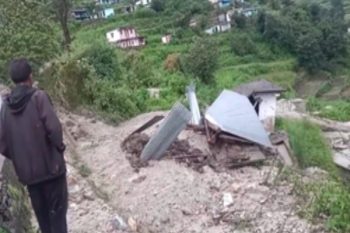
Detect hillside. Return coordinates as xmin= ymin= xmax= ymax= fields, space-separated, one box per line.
xmin=0 ymin=0 xmax=350 ymax=232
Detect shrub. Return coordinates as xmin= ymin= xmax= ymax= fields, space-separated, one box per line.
xmin=86 ymin=79 xmax=142 ymax=119
xmin=164 ymin=53 xmax=181 ymax=72
xmin=151 ymin=0 xmax=165 ymax=12
xmin=39 ymin=58 xmax=96 ymax=109
xmin=181 ymin=38 xmax=219 ymax=83
xmin=122 ymin=52 xmax=160 ymax=88
xmin=134 ymin=8 xmax=157 ymax=18
xmin=80 ymin=43 xmax=121 ymax=81
xmin=230 ymin=33 xmax=257 ymax=56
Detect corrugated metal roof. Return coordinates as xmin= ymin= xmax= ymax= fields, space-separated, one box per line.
xmin=205 ymin=90 xmax=272 ymax=147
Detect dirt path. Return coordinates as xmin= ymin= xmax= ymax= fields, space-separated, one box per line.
xmin=61 ymin=111 xmax=324 ymax=233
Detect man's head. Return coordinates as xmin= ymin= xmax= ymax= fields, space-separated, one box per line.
xmin=9 ymin=58 xmax=33 ymax=85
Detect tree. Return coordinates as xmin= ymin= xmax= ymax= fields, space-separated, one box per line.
xmin=232 ymin=13 xmax=247 ymax=29
xmin=52 ymin=0 xmax=72 ymax=50
xmin=81 ymin=44 xmax=121 ymax=81
xmin=296 ymin=30 xmax=326 ymax=72
xmin=181 ymin=38 xmax=219 ymax=83
xmin=0 ymin=0 xmax=59 ymax=80
xmin=151 ymin=0 xmax=165 ymax=12
xmin=230 ymin=33 xmax=257 ymax=56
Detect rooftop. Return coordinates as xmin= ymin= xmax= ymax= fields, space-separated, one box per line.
xmin=233 ymin=80 xmax=285 ymax=96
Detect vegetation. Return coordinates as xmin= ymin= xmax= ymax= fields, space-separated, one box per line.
xmin=0 ymin=0 xmax=60 ymax=82
xmin=0 ymin=0 xmax=350 ymax=231
xmin=257 ymin=0 xmax=347 ymax=72
xmin=277 ymin=119 xmax=337 ymax=175
xmin=307 ymin=98 xmax=350 ymax=122
xmin=277 ymin=119 xmax=350 ymax=232
xmin=180 ymin=38 xmax=219 ymax=84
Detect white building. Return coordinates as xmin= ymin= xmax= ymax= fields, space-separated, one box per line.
xmin=106 ymin=27 xmax=145 ymax=49
xmin=161 ymin=34 xmax=172 ymax=44
xmin=96 ymin=0 xmax=118 ymax=5
xmin=234 ymin=80 xmax=285 ymax=133
xmin=135 ymin=0 xmax=152 ymax=7
xmin=99 ymin=8 xmax=115 ymax=18
xmin=205 ymin=13 xmax=232 ymax=35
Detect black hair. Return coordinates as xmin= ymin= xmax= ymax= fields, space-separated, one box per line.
xmin=9 ymin=58 xmax=32 ymax=84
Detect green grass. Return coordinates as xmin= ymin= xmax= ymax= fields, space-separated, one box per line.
xmin=277 ymin=118 xmax=350 ymax=232
xmin=307 ymin=98 xmax=350 ymax=122
xmin=277 ymin=119 xmax=338 ymax=175
xmin=310 ymin=180 xmax=350 ymax=232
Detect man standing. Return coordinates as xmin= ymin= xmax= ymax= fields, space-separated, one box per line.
xmin=0 ymin=59 xmax=68 ymax=233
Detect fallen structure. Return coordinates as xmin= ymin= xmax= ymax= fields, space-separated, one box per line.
xmin=234 ymin=80 xmax=285 ymax=132
xmin=205 ymin=90 xmax=272 ymax=148
xmin=122 ymin=86 xmax=290 ymax=171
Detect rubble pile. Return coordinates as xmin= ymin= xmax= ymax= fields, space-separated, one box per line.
xmin=122 ymin=81 xmax=294 ymax=173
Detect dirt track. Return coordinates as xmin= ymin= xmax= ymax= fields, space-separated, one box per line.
xmin=61 ymin=111 xmax=325 ymax=233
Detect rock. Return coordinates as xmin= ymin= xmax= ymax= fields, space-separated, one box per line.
xmin=128 ymin=217 xmax=138 ymax=232
xmin=113 ymin=215 xmax=128 ymax=230
xmin=83 ymin=191 xmax=95 ymax=201
xmin=65 ymin=120 xmax=76 ymax=128
xmin=223 ymin=192 xmax=234 ymax=208
xmin=303 ymin=167 xmax=328 ymax=180
xmin=129 ymin=175 xmax=147 ymax=184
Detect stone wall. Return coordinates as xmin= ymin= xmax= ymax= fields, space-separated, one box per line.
xmin=0 ymin=158 xmax=33 ymax=233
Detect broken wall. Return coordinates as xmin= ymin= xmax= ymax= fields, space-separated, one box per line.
xmin=256 ymin=93 xmax=278 ymax=133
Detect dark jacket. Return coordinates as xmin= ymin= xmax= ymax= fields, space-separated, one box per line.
xmin=0 ymin=85 xmax=66 ymax=185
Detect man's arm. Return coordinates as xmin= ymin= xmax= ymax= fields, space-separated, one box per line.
xmin=36 ymin=91 xmax=65 ymax=152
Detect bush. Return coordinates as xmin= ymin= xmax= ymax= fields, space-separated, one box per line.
xmin=230 ymin=33 xmax=257 ymax=56
xmin=181 ymin=38 xmax=219 ymax=83
xmin=134 ymin=8 xmax=157 ymax=18
xmin=151 ymin=0 xmax=165 ymax=12
xmin=39 ymin=58 xmax=96 ymax=109
xmin=164 ymin=53 xmax=181 ymax=72
xmin=232 ymin=13 xmax=247 ymax=29
xmin=80 ymin=44 xmax=121 ymax=81
xmin=86 ymin=79 xmax=142 ymax=119
xmin=122 ymin=52 xmax=160 ymax=88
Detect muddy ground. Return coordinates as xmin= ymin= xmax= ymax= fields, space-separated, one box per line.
xmin=60 ymin=111 xmax=326 ymax=233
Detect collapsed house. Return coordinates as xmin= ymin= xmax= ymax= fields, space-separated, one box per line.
xmin=122 ymin=83 xmax=294 ymax=173
xmin=234 ymin=80 xmax=285 ymax=133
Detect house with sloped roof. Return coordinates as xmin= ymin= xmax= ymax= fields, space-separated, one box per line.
xmin=234 ymin=80 xmax=285 ymax=132
xmin=106 ymin=27 xmax=145 ymax=48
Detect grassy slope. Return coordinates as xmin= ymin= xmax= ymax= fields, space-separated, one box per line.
xmin=72 ymin=12 xmax=296 ymax=109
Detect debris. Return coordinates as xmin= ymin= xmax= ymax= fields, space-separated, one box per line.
xmin=275 ymin=144 xmax=293 ymax=167
xmin=205 ymin=90 xmax=272 ymax=147
xmin=141 ymin=103 xmax=192 ymax=161
xmin=234 ymin=80 xmax=285 ymax=132
xmin=129 ymin=174 xmax=147 ymax=184
xmin=223 ymin=192 xmax=233 ymax=207
xmin=122 ymin=115 xmax=164 ymax=148
xmin=113 ymin=215 xmax=128 ymax=230
xmin=270 ymin=132 xmax=293 ymax=166
xmin=186 ymin=84 xmax=201 ymax=125
xmin=128 ymin=217 xmax=138 ymax=232
xmin=333 ymin=150 xmax=350 ymax=171
xmin=123 ymin=133 xmax=149 ymax=171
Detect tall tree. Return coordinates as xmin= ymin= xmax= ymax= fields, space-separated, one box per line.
xmin=52 ymin=0 xmax=72 ymax=50
xmin=0 ymin=0 xmax=59 ymax=80
xmin=181 ymin=38 xmax=219 ymax=84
